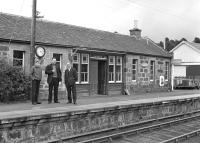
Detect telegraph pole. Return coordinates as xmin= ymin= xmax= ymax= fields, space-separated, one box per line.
xmin=30 ymin=0 xmax=37 ymax=69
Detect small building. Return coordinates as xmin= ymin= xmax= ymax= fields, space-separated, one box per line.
xmin=0 ymin=13 xmax=172 ymax=98
xmin=170 ymin=41 xmax=200 ymax=78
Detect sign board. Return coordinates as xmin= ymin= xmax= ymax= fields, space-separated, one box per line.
xmin=172 ymin=59 xmax=182 ymax=65
xmin=90 ymin=55 xmax=107 ymax=61
xmin=159 ymin=76 xmax=165 ymax=86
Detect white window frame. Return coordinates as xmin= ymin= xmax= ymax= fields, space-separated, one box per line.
xmin=150 ymin=61 xmax=155 ymax=81
xmin=53 ymin=53 xmax=62 ymax=69
xmin=13 ymin=50 xmax=24 ymax=68
xmin=116 ymin=56 xmax=122 ymax=82
xmin=80 ymin=54 xmax=89 ymax=84
xmin=72 ymin=53 xmax=80 ymax=84
xmin=109 ymin=56 xmax=115 ymax=83
xmin=165 ymin=62 xmax=169 ymax=81
xmin=132 ymin=59 xmax=138 ymax=82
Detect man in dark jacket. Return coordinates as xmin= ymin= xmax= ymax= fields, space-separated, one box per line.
xmin=64 ymin=62 xmax=78 ymax=104
xmin=45 ymin=58 xmax=62 ymax=103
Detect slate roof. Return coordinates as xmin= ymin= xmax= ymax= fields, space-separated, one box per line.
xmin=0 ymin=13 xmax=171 ymax=58
xmin=188 ymin=42 xmax=200 ymax=51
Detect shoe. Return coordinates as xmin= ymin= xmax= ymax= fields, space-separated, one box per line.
xmin=37 ymin=102 xmax=41 ymax=104
xmin=67 ymin=102 xmax=72 ymax=104
xmin=48 ymin=101 xmax=52 ymax=104
xmin=32 ymin=102 xmax=37 ymax=105
xmin=54 ymin=101 xmax=60 ymax=103
xmin=74 ymin=102 xmax=77 ymax=105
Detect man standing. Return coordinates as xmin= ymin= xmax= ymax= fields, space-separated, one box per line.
xmin=31 ymin=59 xmax=42 ymax=105
xmin=64 ymin=62 xmax=78 ymax=104
xmin=45 ymin=58 xmax=62 ymax=104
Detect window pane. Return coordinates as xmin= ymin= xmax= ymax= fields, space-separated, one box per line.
xmin=73 ymin=63 xmax=78 ymax=72
xmin=109 ymin=65 xmax=114 ymax=72
xmin=109 ymin=56 xmax=115 ymax=64
xmin=109 ymin=73 xmax=114 ymax=81
xmin=13 ymin=50 xmax=23 ymax=59
xmin=13 ymin=50 xmax=23 ymax=67
xmin=132 ymin=59 xmax=136 ymax=64
xmin=81 ymin=73 xmax=84 ymax=82
xmin=82 ymin=54 xmax=88 ymax=63
xmin=53 ymin=53 xmax=61 ymax=61
xmin=73 ymin=54 xmax=79 ymax=63
xmin=116 ymin=65 xmax=121 ymax=72
xmin=116 ymin=56 xmax=122 ymax=65
xmin=132 ymin=75 xmax=136 ymax=80
xmin=81 ymin=64 xmax=88 ymax=72
xmin=132 ymin=59 xmax=137 ymax=81
xmin=13 ymin=59 xmax=23 ymax=67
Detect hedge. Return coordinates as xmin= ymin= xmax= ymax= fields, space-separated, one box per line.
xmin=0 ymin=59 xmax=31 ymax=103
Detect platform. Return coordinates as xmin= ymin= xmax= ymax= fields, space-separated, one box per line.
xmin=0 ymin=90 xmax=200 ymax=143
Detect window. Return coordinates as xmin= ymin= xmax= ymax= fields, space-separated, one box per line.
xmin=132 ymin=59 xmax=138 ymax=81
xmin=53 ymin=53 xmax=62 ymax=68
xmin=165 ymin=62 xmax=169 ymax=80
xmin=150 ymin=61 xmax=155 ymax=81
xmin=116 ymin=56 xmax=122 ymax=82
xmin=81 ymin=54 xmax=89 ymax=83
xmin=13 ymin=50 xmax=24 ymax=67
xmin=73 ymin=53 xmax=80 ymax=83
xmin=109 ymin=56 xmax=115 ymax=82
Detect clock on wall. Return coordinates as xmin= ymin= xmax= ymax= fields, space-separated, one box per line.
xmin=35 ymin=46 xmax=45 ymax=58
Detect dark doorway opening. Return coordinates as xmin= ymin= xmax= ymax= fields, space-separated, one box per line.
xmin=98 ymin=61 xmax=107 ymax=95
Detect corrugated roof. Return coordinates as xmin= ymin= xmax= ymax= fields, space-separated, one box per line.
xmin=0 ymin=13 xmax=171 ymax=58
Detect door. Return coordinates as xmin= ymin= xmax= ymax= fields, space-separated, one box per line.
xmin=98 ymin=61 xmax=107 ymax=95
xmin=89 ymin=60 xmax=98 ymax=95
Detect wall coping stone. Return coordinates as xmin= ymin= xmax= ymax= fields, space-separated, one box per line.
xmin=0 ymin=94 xmax=200 ymax=124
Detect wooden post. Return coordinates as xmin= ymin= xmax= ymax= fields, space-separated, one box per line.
xmin=30 ymin=0 xmax=37 ymax=69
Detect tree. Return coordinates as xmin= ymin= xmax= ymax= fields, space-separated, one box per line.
xmin=157 ymin=37 xmax=187 ymax=51
xmin=193 ymin=37 xmax=200 ymax=43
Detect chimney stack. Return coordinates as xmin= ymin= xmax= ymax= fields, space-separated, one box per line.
xmin=129 ymin=20 xmax=142 ymax=38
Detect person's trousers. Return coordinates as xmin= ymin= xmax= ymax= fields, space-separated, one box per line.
xmin=32 ymin=79 xmax=41 ymax=103
xmin=48 ymin=77 xmax=59 ymax=103
xmin=66 ymin=84 xmax=77 ymax=103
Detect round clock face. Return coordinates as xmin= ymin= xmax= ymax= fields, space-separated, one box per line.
xmin=36 ymin=46 xmax=45 ymax=58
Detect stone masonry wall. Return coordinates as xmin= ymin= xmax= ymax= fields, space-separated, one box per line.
xmin=126 ymin=54 xmax=171 ymax=94
xmin=0 ymin=96 xmax=200 ymax=142
xmin=0 ymin=42 xmax=72 ymax=99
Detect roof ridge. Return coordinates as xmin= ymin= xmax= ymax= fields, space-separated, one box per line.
xmin=0 ymin=12 xmax=138 ymax=40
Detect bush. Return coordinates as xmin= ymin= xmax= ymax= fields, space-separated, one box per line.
xmin=0 ymin=59 xmax=31 ymax=103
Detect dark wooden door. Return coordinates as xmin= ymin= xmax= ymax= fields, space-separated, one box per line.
xmin=89 ymin=60 xmax=98 ymax=95
xmin=98 ymin=61 xmax=107 ymax=95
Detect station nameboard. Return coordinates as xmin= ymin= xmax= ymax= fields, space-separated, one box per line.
xmin=172 ymin=59 xmax=182 ymax=65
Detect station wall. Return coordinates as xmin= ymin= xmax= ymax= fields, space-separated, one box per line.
xmin=125 ymin=54 xmax=171 ymax=94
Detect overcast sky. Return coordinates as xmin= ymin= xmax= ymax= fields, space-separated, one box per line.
xmin=0 ymin=0 xmax=200 ymax=42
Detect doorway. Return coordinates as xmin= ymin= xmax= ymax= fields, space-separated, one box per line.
xmin=98 ymin=61 xmax=107 ymax=95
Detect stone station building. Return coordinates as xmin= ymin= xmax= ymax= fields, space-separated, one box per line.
xmin=0 ymin=13 xmax=172 ymax=99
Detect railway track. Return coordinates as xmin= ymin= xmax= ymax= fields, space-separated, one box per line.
xmin=49 ymin=109 xmax=200 ymax=143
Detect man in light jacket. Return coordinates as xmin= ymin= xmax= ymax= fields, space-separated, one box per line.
xmin=64 ymin=62 xmax=78 ymax=104
xmin=31 ymin=59 xmax=42 ymax=105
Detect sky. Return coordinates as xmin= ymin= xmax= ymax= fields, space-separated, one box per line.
xmin=0 ymin=0 xmax=200 ymax=42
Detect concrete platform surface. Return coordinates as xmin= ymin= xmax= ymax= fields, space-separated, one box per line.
xmin=0 ymin=90 xmax=200 ymax=119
